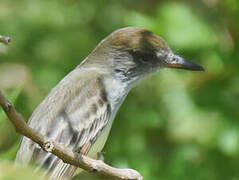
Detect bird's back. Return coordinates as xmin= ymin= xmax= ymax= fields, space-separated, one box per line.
xmin=16 ymin=67 xmax=113 ymax=179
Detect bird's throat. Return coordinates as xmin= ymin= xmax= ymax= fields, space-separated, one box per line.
xmin=102 ymin=77 xmax=129 ymax=119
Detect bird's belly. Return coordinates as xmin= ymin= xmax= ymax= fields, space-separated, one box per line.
xmin=87 ymin=94 xmax=125 ymax=159
xmin=73 ymin=98 xmax=124 ymax=176
xmin=87 ymin=118 xmax=113 ymax=158
xmin=73 ymin=119 xmax=113 ymax=176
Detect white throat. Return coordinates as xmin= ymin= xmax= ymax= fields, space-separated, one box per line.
xmin=103 ymin=76 xmax=130 ymax=119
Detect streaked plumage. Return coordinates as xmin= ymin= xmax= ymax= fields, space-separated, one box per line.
xmin=16 ymin=27 xmax=204 ymax=179
xmin=16 ymin=70 xmax=115 ymax=178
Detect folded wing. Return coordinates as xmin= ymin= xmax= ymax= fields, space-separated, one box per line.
xmin=16 ymin=69 xmax=111 ymax=179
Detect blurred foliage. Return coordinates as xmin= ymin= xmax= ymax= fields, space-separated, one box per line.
xmin=0 ymin=161 xmax=48 ymax=180
xmin=0 ymin=0 xmax=239 ymax=179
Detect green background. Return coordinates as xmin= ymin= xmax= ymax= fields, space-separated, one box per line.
xmin=0 ymin=0 xmax=239 ymax=179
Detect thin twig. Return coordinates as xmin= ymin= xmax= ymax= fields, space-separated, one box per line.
xmin=0 ymin=91 xmax=143 ymax=180
xmin=0 ymin=35 xmax=11 ymax=44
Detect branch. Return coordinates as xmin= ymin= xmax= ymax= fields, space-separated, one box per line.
xmin=0 ymin=91 xmax=143 ymax=180
xmin=0 ymin=35 xmax=11 ymax=44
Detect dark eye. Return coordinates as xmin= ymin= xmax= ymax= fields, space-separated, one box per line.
xmin=131 ymin=50 xmax=156 ymax=64
xmin=140 ymin=53 xmax=149 ymax=63
xmin=141 ymin=52 xmax=157 ymax=63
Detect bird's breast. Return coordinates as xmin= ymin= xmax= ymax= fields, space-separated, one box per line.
xmin=102 ymin=77 xmax=129 ymax=118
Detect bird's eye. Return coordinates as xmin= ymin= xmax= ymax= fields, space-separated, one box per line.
xmin=140 ymin=52 xmax=157 ymax=63
xmin=140 ymin=54 xmax=149 ymax=63
xmin=130 ymin=50 xmax=156 ymax=64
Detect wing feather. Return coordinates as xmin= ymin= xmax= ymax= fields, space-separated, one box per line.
xmin=15 ymin=69 xmax=111 ymax=179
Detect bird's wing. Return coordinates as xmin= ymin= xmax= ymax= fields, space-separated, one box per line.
xmin=15 ymin=69 xmax=111 ymax=179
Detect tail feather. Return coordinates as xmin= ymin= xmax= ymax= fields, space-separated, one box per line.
xmin=41 ymin=154 xmax=77 ymax=180
xmin=16 ymin=138 xmax=77 ymax=180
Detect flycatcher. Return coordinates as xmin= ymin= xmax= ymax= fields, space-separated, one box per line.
xmin=16 ymin=27 xmax=204 ymax=179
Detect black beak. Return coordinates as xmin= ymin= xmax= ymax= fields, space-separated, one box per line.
xmin=164 ymin=55 xmax=204 ymax=71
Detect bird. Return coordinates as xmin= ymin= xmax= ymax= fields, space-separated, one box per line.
xmin=15 ymin=27 xmax=204 ymax=179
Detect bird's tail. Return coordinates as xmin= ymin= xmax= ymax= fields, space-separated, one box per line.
xmin=45 ymin=157 xmax=77 ymax=180
xmin=16 ymin=137 xmax=78 ymax=180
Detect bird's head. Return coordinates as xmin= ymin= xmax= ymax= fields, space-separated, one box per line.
xmin=84 ymin=27 xmax=204 ymax=83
